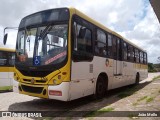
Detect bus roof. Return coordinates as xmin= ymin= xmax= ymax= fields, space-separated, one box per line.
xmin=0 ymin=48 xmax=15 ymax=52
xmin=69 ymin=7 xmax=146 ymax=52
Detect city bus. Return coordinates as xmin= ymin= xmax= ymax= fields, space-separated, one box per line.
xmin=0 ymin=48 xmax=15 ymax=87
xmin=4 ymin=7 xmax=147 ymax=101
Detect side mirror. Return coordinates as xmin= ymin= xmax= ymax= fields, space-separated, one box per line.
xmin=78 ymin=28 xmax=86 ymax=39
xmin=3 ymin=27 xmax=18 ymax=45
xmin=3 ymin=34 xmax=8 ymax=45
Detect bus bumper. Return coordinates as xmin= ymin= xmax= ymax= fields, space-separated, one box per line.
xmin=13 ymin=80 xmax=70 ymax=101
xmin=48 ymin=82 xmax=70 ymax=101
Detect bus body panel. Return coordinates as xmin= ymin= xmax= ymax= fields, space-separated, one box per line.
xmin=70 ymin=61 xmax=95 ymax=100
xmin=0 ymin=72 xmax=11 ymax=87
xmin=93 ymin=56 xmax=113 ymax=90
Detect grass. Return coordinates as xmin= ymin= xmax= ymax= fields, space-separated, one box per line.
xmin=0 ymin=86 xmax=12 ymax=91
xmin=152 ymin=75 xmax=160 ymax=81
xmin=132 ymin=96 xmax=148 ymax=106
xmin=146 ymin=97 xmax=154 ymax=103
xmin=133 ymin=96 xmax=155 ymax=106
xmin=85 ymin=107 xmax=114 ymax=117
xmin=137 ymin=96 xmax=148 ymax=102
xmin=132 ymin=102 xmax=139 ymax=106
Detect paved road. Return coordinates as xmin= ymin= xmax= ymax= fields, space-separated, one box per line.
xmin=0 ymin=73 xmax=160 ymax=120
xmin=142 ymin=72 xmax=160 ymax=82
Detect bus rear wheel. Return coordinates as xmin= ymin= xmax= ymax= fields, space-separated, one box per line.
xmin=95 ymin=76 xmax=106 ymax=99
xmin=135 ymin=73 xmax=140 ymax=85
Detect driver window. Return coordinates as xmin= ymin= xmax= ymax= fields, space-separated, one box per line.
xmin=74 ymin=22 xmax=92 ymax=53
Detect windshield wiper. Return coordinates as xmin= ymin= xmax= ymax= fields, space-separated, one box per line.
xmin=38 ymin=24 xmax=52 ymax=40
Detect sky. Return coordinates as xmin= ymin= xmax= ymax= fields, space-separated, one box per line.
xmin=0 ymin=0 xmax=160 ymax=63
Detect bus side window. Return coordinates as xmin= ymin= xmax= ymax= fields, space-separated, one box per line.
xmin=133 ymin=48 xmax=136 ymax=62
xmin=78 ymin=27 xmax=92 ymax=53
xmin=107 ymin=34 xmax=112 ymax=58
xmin=95 ymin=29 xmax=106 ymax=57
xmin=117 ymin=38 xmax=121 ymax=60
xmin=0 ymin=51 xmax=7 ymax=66
xmin=112 ymin=36 xmax=117 ymax=59
xmin=137 ymin=50 xmax=140 ymax=63
xmin=72 ymin=20 xmax=93 ymax=62
xmin=127 ymin=45 xmax=131 ymax=61
xmin=135 ymin=49 xmax=138 ymax=63
xmin=144 ymin=52 xmax=147 ymax=64
xmin=123 ymin=42 xmax=127 ymax=61
xmin=73 ymin=22 xmax=92 ymax=53
xmin=130 ymin=46 xmax=133 ymax=62
xmin=140 ymin=51 xmax=144 ymax=63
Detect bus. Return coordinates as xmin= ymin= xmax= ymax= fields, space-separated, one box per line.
xmin=4 ymin=7 xmax=148 ymax=101
xmin=0 ymin=48 xmax=15 ymax=87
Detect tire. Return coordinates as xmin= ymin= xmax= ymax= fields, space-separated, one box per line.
xmin=95 ymin=76 xmax=106 ymax=99
xmin=135 ymin=73 xmax=140 ymax=85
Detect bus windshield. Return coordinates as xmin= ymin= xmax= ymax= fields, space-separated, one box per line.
xmin=16 ymin=24 xmax=68 ymax=66
xmin=15 ymin=8 xmax=69 ymax=77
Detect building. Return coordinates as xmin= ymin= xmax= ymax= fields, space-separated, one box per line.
xmin=150 ymin=0 xmax=160 ymax=23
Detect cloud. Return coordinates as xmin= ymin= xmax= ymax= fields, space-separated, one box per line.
xmin=120 ymin=4 xmax=160 ymax=63
xmin=0 ymin=0 xmax=62 ymax=47
xmin=0 ymin=0 xmax=159 ymax=63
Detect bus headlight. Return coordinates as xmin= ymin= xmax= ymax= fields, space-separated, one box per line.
xmin=49 ymin=78 xmax=62 ymax=85
xmin=48 ymin=72 xmax=67 ymax=85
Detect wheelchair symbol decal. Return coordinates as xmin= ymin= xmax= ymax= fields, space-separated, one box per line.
xmin=33 ymin=56 xmax=41 ymax=65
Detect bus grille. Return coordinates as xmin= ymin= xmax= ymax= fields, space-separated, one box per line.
xmin=23 ymin=79 xmax=47 ymax=84
xmin=21 ymin=85 xmax=43 ymax=94
xmin=19 ymin=70 xmax=51 ymax=77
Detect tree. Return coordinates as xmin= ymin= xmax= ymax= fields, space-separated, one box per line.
xmin=158 ymin=57 xmax=160 ymax=62
xmin=148 ymin=63 xmax=156 ymax=72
